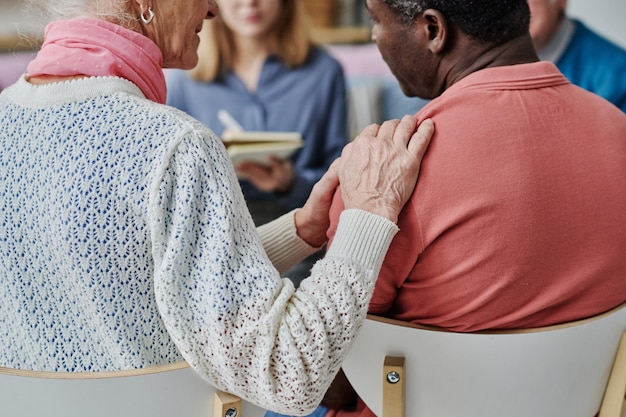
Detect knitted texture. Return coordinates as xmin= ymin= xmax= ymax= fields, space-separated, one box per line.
xmin=0 ymin=76 xmax=397 ymax=414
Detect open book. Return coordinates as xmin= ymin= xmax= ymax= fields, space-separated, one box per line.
xmin=222 ymin=131 xmax=304 ymax=166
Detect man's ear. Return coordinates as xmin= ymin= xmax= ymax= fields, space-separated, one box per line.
xmin=420 ymin=9 xmax=447 ymax=54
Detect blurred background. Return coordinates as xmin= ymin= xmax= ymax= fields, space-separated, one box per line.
xmin=2 ymin=0 xmax=625 ymax=51
xmin=1 ymin=0 xmax=625 ymax=133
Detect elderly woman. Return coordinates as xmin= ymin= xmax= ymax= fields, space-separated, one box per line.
xmin=0 ymin=0 xmax=433 ymax=415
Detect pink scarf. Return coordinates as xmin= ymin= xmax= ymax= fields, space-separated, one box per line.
xmin=27 ymin=17 xmax=166 ymax=104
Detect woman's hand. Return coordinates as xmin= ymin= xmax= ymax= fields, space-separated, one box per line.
xmin=294 ymin=159 xmax=340 ymax=248
xmin=339 ymin=116 xmax=434 ymax=223
xmin=295 ymin=116 xmax=434 ymax=246
xmin=236 ymin=157 xmax=295 ymax=193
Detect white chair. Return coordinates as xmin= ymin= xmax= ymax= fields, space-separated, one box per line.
xmin=342 ymin=303 xmax=626 ymax=417
xmin=0 ymin=361 xmax=267 ymax=417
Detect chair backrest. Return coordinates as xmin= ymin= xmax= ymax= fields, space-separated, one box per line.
xmin=0 ymin=361 xmax=267 ymax=417
xmin=342 ymin=303 xmax=626 ymax=417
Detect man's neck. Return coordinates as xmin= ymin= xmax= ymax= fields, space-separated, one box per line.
xmin=442 ymin=33 xmax=540 ymax=91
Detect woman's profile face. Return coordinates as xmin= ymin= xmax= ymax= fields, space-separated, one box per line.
xmin=219 ymin=0 xmax=283 ymax=40
xmin=152 ymin=0 xmax=220 ymax=69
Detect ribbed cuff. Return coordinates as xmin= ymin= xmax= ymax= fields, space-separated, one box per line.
xmin=257 ymin=209 xmax=321 ymax=274
xmin=325 ymin=209 xmax=399 ymax=273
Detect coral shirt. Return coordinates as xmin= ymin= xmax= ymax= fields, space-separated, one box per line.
xmin=326 ymin=61 xmax=626 ymax=416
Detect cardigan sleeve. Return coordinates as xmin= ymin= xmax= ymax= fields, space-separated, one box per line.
xmin=148 ymin=127 xmax=398 ymax=415
xmin=257 ymin=209 xmax=321 ymax=274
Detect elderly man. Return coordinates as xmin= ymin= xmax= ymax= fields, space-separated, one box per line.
xmin=528 ymin=0 xmax=626 ymax=111
xmin=265 ymin=1 xmax=626 ymax=416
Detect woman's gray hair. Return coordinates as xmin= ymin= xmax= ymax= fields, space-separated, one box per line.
xmin=24 ymin=0 xmax=137 ymax=27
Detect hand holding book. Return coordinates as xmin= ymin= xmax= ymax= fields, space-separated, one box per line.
xmin=222 ymin=130 xmax=304 ymax=166
xmin=218 ymin=110 xmax=303 ymax=166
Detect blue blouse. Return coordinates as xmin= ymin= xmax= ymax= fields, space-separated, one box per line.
xmin=166 ymin=47 xmax=348 ymax=211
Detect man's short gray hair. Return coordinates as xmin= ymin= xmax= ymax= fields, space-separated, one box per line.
xmin=377 ymin=0 xmax=531 ymax=44
xmin=379 ymin=0 xmax=426 ymax=25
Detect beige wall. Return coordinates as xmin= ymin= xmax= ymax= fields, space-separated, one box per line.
xmin=568 ymin=0 xmax=626 ymax=49
xmin=0 ymin=0 xmax=42 ymax=42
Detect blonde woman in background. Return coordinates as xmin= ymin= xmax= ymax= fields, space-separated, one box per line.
xmin=166 ymin=0 xmax=349 ymax=284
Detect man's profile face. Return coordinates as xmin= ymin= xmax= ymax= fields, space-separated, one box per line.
xmin=366 ymin=0 xmax=436 ymax=99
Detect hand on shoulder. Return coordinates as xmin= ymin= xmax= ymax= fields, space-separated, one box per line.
xmin=339 ymin=116 xmax=434 ymax=223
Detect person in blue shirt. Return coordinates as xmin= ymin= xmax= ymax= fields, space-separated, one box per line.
xmin=528 ymin=0 xmax=626 ymax=112
xmin=166 ymin=0 xmax=348 ymax=283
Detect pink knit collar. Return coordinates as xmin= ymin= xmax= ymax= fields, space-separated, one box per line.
xmin=27 ymin=17 xmax=166 ymax=104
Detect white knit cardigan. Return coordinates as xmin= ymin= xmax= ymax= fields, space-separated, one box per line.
xmin=0 ymin=76 xmax=398 ymax=414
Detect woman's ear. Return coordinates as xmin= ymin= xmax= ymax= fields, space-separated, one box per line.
xmin=421 ymin=9 xmax=447 ymax=54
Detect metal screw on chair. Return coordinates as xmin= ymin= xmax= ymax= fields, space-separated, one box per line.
xmin=386 ymin=370 xmax=401 ymax=384
xmin=224 ymin=407 xmax=238 ymax=417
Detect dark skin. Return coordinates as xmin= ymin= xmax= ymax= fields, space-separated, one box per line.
xmin=322 ymin=0 xmax=541 ymax=410
xmin=366 ymin=0 xmax=540 ymax=99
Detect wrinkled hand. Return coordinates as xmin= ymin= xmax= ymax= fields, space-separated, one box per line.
xmin=236 ymin=156 xmax=295 ymax=193
xmin=339 ymin=116 xmax=434 ymax=223
xmin=294 ymin=117 xmax=434 ymax=247
xmin=294 ymin=159 xmax=340 ymax=248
